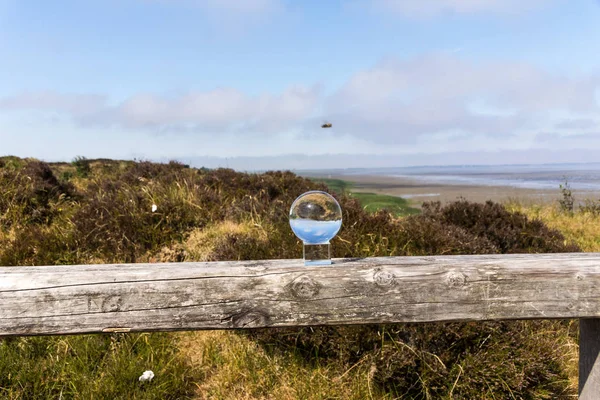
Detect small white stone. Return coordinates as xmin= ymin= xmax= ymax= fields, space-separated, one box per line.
xmin=151 ymin=204 xmax=157 ymax=213
xmin=139 ymin=370 xmax=155 ymax=382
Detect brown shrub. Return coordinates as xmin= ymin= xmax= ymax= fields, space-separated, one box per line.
xmin=0 ymin=160 xmax=75 ymax=228
xmin=182 ymin=221 xmax=271 ymax=262
xmin=0 ymin=224 xmax=77 ymax=266
xmin=246 ymin=320 xmax=575 ymax=398
xmin=422 ymin=199 xmax=579 ymax=253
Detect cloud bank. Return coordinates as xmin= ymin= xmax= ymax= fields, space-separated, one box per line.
xmin=2 ymin=54 xmax=598 ymax=152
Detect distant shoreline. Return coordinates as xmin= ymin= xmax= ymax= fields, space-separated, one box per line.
xmin=303 ymin=172 xmax=600 ymax=207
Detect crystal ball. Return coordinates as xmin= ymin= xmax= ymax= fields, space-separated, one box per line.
xmin=289 ymin=191 xmax=342 ymax=244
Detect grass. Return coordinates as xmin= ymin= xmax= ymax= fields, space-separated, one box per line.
xmin=0 ymin=333 xmax=195 ymax=399
xmin=506 ymin=201 xmax=600 ymax=252
xmin=349 ymin=192 xmax=421 ymax=216
xmin=177 ymin=331 xmax=384 ymax=400
xmin=503 ymin=199 xmax=600 ymax=392
xmin=309 ymin=177 xmax=421 ymax=217
xmin=308 ymin=178 xmax=352 ymax=195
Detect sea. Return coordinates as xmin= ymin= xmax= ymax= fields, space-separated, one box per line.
xmin=312 ymin=163 xmax=600 ymax=192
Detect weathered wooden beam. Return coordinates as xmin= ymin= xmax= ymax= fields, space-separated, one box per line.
xmin=1 ymin=253 xmax=600 ymax=336
xmin=579 ymin=318 xmax=600 ymax=400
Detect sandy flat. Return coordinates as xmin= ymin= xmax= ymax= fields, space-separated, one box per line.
xmin=309 ymin=173 xmax=600 ymax=207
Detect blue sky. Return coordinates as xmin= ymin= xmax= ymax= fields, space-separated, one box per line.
xmin=1 ymin=0 xmax=600 ymax=169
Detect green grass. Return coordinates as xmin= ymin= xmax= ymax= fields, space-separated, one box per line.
xmin=349 ymin=192 xmax=421 ymax=216
xmin=308 ymin=178 xmax=352 ymax=195
xmin=0 ymin=333 xmax=196 ymax=399
xmin=309 ymin=177 xmax=421 ymax=216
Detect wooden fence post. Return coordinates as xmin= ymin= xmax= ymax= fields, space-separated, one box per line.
xmin=579 ymin=318 xmax=600 ymax=399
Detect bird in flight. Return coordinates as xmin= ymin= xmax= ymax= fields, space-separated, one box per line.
xmin=321 ymin=121 xmax=332 ymax=128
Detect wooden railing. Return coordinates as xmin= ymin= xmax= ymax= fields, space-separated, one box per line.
xmin=2 ymin=253 xmax=600 ymax=398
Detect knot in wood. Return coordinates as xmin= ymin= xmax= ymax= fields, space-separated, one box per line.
xmin=446 ymin=271 xmax=467 ymax=287
xmin=576 ymin=274 xmax=585 ymax=281
xmin=101 ymin=295 xmax=123 ymax=312
xmin=374 ymin=270 xmax=395 ymax=286
xmin=288 ymin=275 xmax=321 ymax=299
xmin=232 ymin=310 xmax=269 ymax=328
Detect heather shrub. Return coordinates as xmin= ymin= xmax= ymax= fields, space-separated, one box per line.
xmin=246 ymin=320 xmax=575 ymax=399
xmin=421 ymin=199 xmax=579 ymax=253
xmin=70 ymin=177 xmax=202 ymax=263
xmin=559 ymin=179 xmax=575 ymax=213
xmin=0 ymin=224 xmax=78 ymax=266
xmin=73 ymin=165 xmax=323 ymax=263
xmin=119 ymin=159 xmax=190 ymax=185
xmin=72 ymin=155 xmax=91 ymax=178
xmin=0 ymin=159 xmax=75 ymax=228
xmin=580 ymin=198 xmax=600 ymax=215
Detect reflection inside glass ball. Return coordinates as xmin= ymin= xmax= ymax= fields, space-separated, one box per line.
xmin=289 ymin=191 xmax=342 ymax=244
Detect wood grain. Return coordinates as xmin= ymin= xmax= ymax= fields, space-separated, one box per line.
xmin=580 ymin=318 xmax=600 ymax=400
xmin=1 ymin=253 xmax=600 ymax=336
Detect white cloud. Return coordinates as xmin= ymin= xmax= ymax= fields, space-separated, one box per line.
xmin=0 ymin=91 xmax=107 ymax=116
xmin=0 ymin=85 xmax=322 ymax=135
xmin=1 ymin=54 xmax=598 ymax=154
xmin=115 ymin=85 xmax=322 ymax=133
xmin=555 ymin=118 xmax=599 ymax=130
xmin=369 ymin=0 xmax=555 ymax=18
xmin=534 ymin=132 xmax=600 ymax=151
xmin=323 ymin=54 xmax=600 ymax=143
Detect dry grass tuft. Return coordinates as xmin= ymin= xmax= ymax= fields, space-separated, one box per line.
xmin=177 ymin=330 xmax=383 ymax=400
xmin=504 ymin=199 xmax=600 ymax=393
xmin=506 ymin=201 xmax=600 ymax=252
xmin=184 ymin=221 xmax=270 ymax=262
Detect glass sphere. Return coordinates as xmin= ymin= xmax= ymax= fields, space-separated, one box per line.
xmin=289 ymin=191 xmax=342 ymax=244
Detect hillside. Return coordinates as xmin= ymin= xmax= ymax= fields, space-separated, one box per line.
xmin=0 ymin=156 xmax=583 ymax=399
